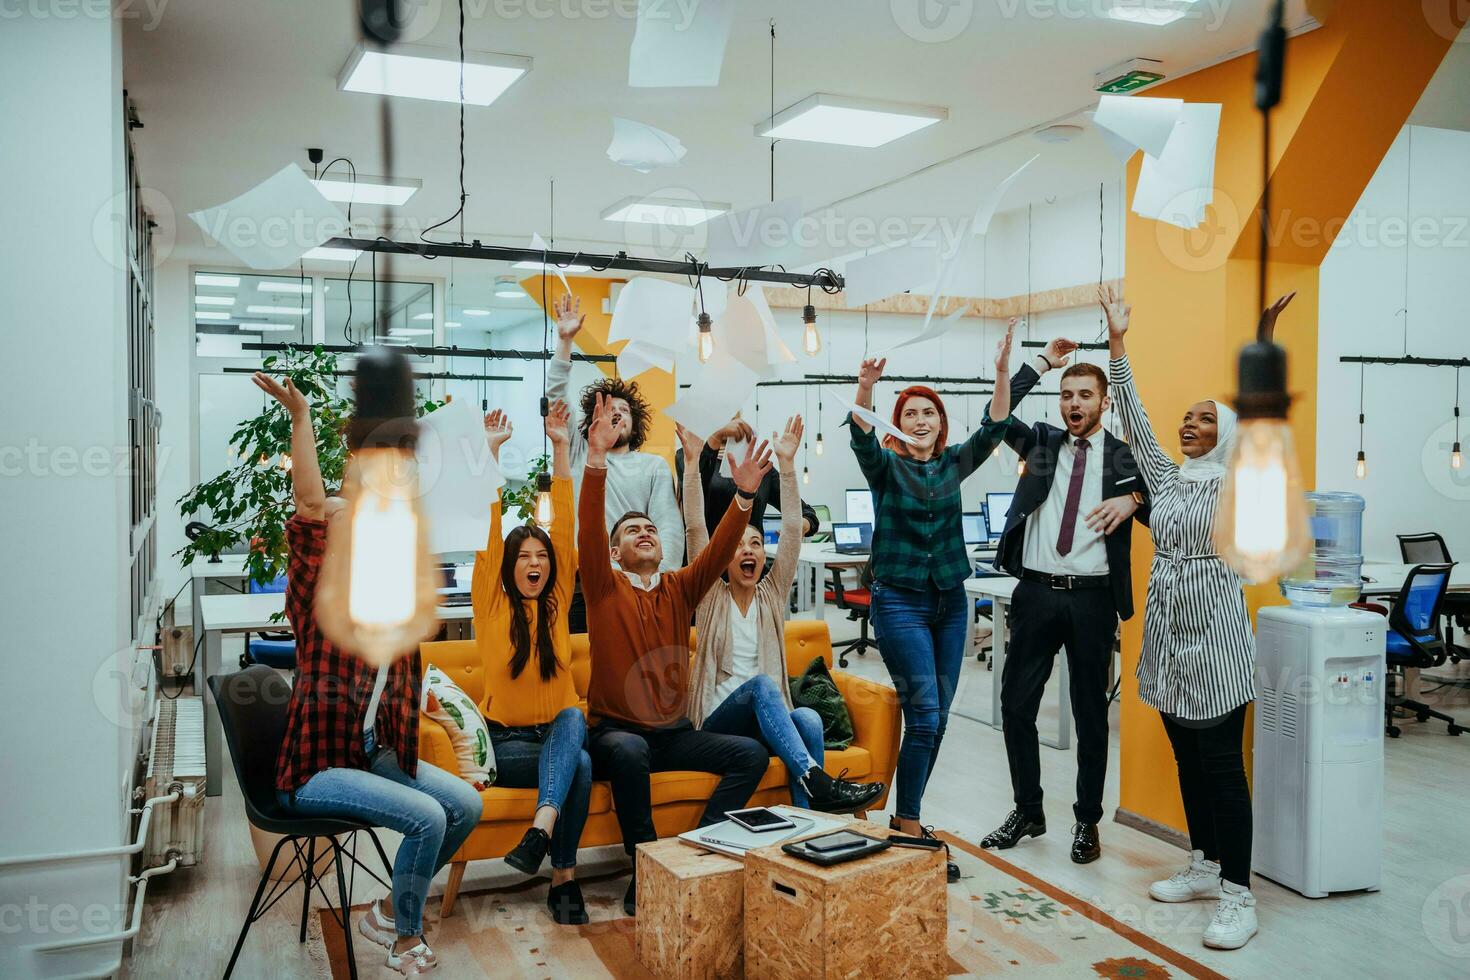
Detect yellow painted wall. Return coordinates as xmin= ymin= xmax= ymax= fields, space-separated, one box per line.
xmin=522 ymin=274 xmax=677 ymax=467
xmin=1118 ymin=2 xmax=1464 ymax=831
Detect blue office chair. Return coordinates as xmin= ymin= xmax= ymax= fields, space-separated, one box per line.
xmin=1358 ymin=563 xmax=1462 ymax=738
xmin=242 ymin=574 xmax=297 ymax=670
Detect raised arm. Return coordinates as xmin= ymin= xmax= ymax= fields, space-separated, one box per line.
xmin=1099 ymin=284 xmax=1175 ymax=494
xmin=678 ymin=424 xmax=711 ymax=560
xmin=768 ymin=416 xmax=805 ymax=593
xmin=576 ymin=393 xmax=618 ymax=601
xmin=677 ymin=440 xmax=767 ymax=603
xmin=251 ymin=372 xmax=325 ymax=520
xmin=543 ymin=400 xmax=578 ymax=599
xmin=850 ymin=356 xmax=885 ymax=435
xmin=471 ymin=410 xmax=514 ymax=615
xmin=547 ymin=293 xmax=588 ymax=465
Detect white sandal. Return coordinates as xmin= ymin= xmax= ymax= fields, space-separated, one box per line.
xmin=357 ymin=900 xmax=396 ymax=949
xmin=386 ymin=941 xmax=439 ymax=975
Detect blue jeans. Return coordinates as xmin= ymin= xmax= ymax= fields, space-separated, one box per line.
xmin=279 ymin=729 xmax=482 ymax=937
xmin=703 ymin=675 xmax=824 ymax=808
xmin=870 ymin=581 xmax=969 ymax=821
xmin=489 ymin=706 xmax=593 ymax=870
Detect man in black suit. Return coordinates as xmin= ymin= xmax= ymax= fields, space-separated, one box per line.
xmin=981 ymin=350 xmax=1145 ymax=864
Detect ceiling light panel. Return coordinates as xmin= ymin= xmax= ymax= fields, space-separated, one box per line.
xmin=310 ymin=173 xmax=422 ymax=206
xmin=755 ymin=94 xmax=947 ymax=147
xmin=195 ymin=274 xmax=240 ymax=288
xmin=600 ymin=196 xmax=729 ymax=226
xmin=257 ymin=281 xmax=311 ymax=294
xmin=1105 ymin=1 xmax=1196 ymax=26
xmin=246 ymin=305 xmax=310 ymax=316
xmin=195 ymin=295 xmax=236 ymax=306
xmin=338 ymin=43 xmax=531 ymax=106
xmin=301 ymin=246 xmax=362 ymax=262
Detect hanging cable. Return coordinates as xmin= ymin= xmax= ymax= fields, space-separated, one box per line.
xmin=420 ymin=0 xmax=468 ymax=246
xmin=1401 ymin=126 xmax=1413 ymax=356
xmin=769 ymin=19 xmax=776 ymax=204
xmin=1453 ymin=367 xmax=1463 ymax=470
xmin=1355 ymin=363 xmax=1367 ymax=479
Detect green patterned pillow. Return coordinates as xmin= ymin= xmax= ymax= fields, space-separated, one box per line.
xmin=422 ymin=664 xmax=496 ymax=789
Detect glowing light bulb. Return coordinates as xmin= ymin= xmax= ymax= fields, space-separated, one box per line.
xmin=1354 ymin=451 xmax=1366 ymax=480
xmin=697 ymin=312 xmax=714 ymax=364
xmin=533 ymin=472 xmax=554 ymax=527
xmin=814 ymin=432 xmax=824 ymax=456
xmin=1017 ymin=456 xmax=1026 ymax=476
xmin=1213 ymin=418 xmax=1310 ymax=584
xmin=801 ymin=304 xmax=821 ymax=356
xmin=802 ymin=466 xmax=810 ymax=486
xmin=1453 ymin=442 xmax=1463 ymax=470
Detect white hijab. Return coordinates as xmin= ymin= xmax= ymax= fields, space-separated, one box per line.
xmin=1177 ymin=399 xmax=1237 ymax=483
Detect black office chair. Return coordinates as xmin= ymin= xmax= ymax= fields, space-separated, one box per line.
xmin=1353 ymin=564 xmax=1462 ymax=738
xmin=1398 ymin=533 xmax=1470 ymax=650
xmin=209 ymin=667 xmax=395 ymax=979
xmin=825 ymin=565 xmax=874 ymax=669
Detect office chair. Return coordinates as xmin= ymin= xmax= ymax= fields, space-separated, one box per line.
xmin=241 ymin=574 xmax=296 ymax=670
xmin=1353 ymin=563 xmax=1463 ymax=738
xmin=1398 ymin=532 xmax=1470 ymax=648
xmin=209 ymin=667 xmax=396 ymax=980
xmin=825 ymin=565 xmax=874 ymax=669
xmin=810 ymin=504 xmax=833 ymax=543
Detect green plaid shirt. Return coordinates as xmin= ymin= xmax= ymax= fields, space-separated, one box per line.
xmin=848 ymin=415 xmax=1009 ymax=591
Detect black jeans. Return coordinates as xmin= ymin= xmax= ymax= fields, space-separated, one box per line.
xmin=1160 ymin=704 xmax=1252 ymax=887
xmin=1000 ymin=579 xmax=1117 ymax=825
xmin=587 ymin=721 xmax=769 ymax=857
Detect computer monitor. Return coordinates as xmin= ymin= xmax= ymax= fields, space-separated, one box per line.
xmin=985 ymin=492 xmax=1014 ymax=540
xmin=831 ymin=522 xmax=873 ymax=554
xmin=961 ymin=512 xmax=985 ymax=546
xmin=845 ymin=488 xmax=875 ymax=526
xmin=761 ymin=518 xmax=783 ymax=545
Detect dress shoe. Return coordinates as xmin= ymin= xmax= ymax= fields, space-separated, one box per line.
xmin=803 ymin=767 xmax=885 ymax=814
xmin=1070 ymin=822 xmax=1101 ymax=864
xmin=623 ymin=876 xmax=637 ymax=917
xmin=980 ymin=810 xmax=1047 ymax=850
xmin=504 ymin=827 xmax=550 ymax=877
xmin=546 ymin=880 xmax=589 ymax=926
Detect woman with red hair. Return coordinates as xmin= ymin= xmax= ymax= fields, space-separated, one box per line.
xmin=849 ymin=320 xmax=1069 ymax=877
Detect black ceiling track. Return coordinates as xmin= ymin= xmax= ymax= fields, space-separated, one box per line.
xmin=241 ymin=341 xmax=617 ymax=364
xmin=1338 ymin=355 xmax=1470 ymax=368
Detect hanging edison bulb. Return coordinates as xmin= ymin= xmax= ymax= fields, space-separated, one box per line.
xmin=814 ymin=431 xmax=824 ymax=456
xmin=802 ymin=465 xmax=810 ymax=485
xmin=697 ymin=311 xmax=714 ymax=364
xmin=316 ymin=348 xmax=440 ymax=667
xmin=1354 ymin=451 xmax=1367 ymax=480
xmin=802 ymin=304 xmax=822 ymax=356
xmin=1453 ymin=442 xmax=1463 ymax=470
xmin=533 ymin=471 xmax=555 ymax=526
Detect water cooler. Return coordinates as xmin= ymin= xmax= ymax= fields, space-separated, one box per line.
xmin=1252 ymin=492 xmax=1385 ymax=898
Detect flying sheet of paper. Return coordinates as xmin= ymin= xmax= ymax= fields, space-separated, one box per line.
xmin=832 ymin=392 xmax=919 ymax=446
xmin=414 ymin=398 xmax=504 ymax=554
xmin=617 ymin=340 xmax=676 ymax=379
xmin=1132 ymin=103 xmax=1221 ymax=230
xmin=745 ymin=285 xmax=797 ymax=364
xmin=1092 ymin=94 xmax=1184 ymax=159
xmin=607 ymin=117 xmax=687 ymax=173
xmin=525 ymin=232 xmax=570 ymax=293
xmin=718 ymin=438 xmax=748 ymax=479
xmin=887 ymin=241 xmax=965 ymax=355
xmin=705 ymin=198 xmax=804 ymax=269
xmin=1088 ymin=111 xmax=1141 ymax=163
xmin=887 ymin=304 xmax=968 ymax=354
xmin=843 ymin=242 xmax=941 ymax=308
xmin=713 ymin=292 xmax=773 ymax=377
xmin=664 ymin=348 xmax=760 ymax=441
xmin=628 ymin=0 xmax=736 ymax=88
xmin=608 ymin=276 xmax=695 ymax=350
xmin=970 ymin=154 xmax=1040 ymax=237
xmin=189 ymin=164 xmax=348 ymax=270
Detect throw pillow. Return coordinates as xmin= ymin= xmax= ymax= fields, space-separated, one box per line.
xmin=422 ymin=664 xmax=496 ymax=789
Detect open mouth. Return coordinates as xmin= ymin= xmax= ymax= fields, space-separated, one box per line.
xmin=1068 ymin=411 xmax=1084 ymax=425
xmin=739 ymin=558 xmax=758 ymax=575
xmin=1181 ymin=431 xmax=1197 ymax=442
xmin=526 ymin=570 xmax=542 ymax=585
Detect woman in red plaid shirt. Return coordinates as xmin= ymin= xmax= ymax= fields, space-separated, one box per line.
xmin=254 ymin=372 xmax=481 ymax=977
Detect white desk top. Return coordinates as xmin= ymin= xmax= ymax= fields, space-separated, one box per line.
xmin=766 ymin=543 xmax=869 ymax=565
xmin=190 ymin=554 xmax=250 ymax=580
xmin=1359 ymin=561 xmax=1470 ymax=596
xmin=199 ymin=592 xmax=474 ymax=632
xmin=964 ymin=576 xmax=1019 ymax=601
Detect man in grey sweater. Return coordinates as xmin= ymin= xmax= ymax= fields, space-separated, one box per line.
xmin=548 ymin=293 xmax=684 ymax=573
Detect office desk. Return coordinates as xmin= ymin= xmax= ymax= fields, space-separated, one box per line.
xmin=197 ymin=593 xmax=474 ymax=797
xmin=1358 ymin=561 xmax=1470 ymax=597
xmin=767 ymin=543 xmax=868 ymax=620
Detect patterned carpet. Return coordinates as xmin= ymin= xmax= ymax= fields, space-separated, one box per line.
xmin=317 ymin=837 xmax=1225 ymax=979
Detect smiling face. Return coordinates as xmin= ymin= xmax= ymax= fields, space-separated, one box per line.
xmin=899 ymin=395 xmax=942 ymax=455
xmin=726 ymin=526 xmax=766 ymax=589
xmin=1179 ymin=401 xmax=1220 ymax=458
xmin=1059 ymin=371 xmax=1109 ymax=437
xmin=610 ymin=514 xmax=662 ymax=571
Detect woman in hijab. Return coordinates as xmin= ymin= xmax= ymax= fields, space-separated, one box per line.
xmin=1098 ymin=285 xmax=1294 ymax=953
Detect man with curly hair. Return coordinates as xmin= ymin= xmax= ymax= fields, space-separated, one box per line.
xmin=548 ymin=293 xmax=684 ymax=574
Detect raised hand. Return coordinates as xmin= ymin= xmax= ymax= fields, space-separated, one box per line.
xmin=1042 ymin=336 xmax=1079 ymax=367
xmin=728 ymin=439 xmax=774 ymax=495
xmin=773 ymin=415 xmax=803 ymax=465
xmin=252 ymin=372 xmax=309 ymax=419
xmin=585 ymin=392 xmax=618 ymax=456
xmin=1097 ymin=284 xmax=1131 ymax=340
xmin=483 ymin=409 xmax=513 ymax=458
xmin=544 ymin=400 xmax=571 ymax=446
xmin=857 ymin=356 xmax=887 ymax=390
xmin=554 ymin=292 xmax=585 ymax=342
xmin=675 ymin=422 xmax=705 ymax=462
xmin=995 ymin=317 xmax=1017 ymax=375
xmin=1258 ymin=290 xmax=1296 ymax=339
xmin=713 ymin=415 xmax=756 ymax=448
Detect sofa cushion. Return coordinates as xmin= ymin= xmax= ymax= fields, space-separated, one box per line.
xmin=480 ymin=782 xmax=614 ymax=821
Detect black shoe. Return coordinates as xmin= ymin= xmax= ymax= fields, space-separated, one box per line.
xmin=623 ymin=876 xmax=637 ymax=917
xmin=803 ymin=767 xmax=886 ymax=815
xmin=505 ymin=827 xmax=551 ymax=877
xmin=889 ymin=817 xmax=961 ymax=883
xmin=546 ymin=880 xmax=589 ymax=925
xmin=1070 ymin=822 xmax=1101 ymax=864
xmin=980 ymin=810 xmax=1047 ymax=850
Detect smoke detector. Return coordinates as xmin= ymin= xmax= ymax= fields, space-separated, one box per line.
xmin=1033 ymin=124 xmax=1085 ymax=144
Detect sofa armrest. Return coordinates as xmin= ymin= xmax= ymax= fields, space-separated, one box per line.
xmin=831 ymin=670 xmax=900 ymax=810
xmin=417 ymin=712 xmax=463 ymax=780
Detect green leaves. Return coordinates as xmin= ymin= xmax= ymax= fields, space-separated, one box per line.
xmin=500 ymin=452 xmax=551 ymax=524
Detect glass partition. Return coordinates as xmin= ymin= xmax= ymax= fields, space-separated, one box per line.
xmin=193 ymin=270 xmax=310 ymax=357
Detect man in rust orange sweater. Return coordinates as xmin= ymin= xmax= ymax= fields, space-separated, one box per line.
xmin=578 ymin=394 xmax=774 ymax=916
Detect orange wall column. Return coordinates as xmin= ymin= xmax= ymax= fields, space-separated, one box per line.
xmin=1117 ymin=1 xmax=1464 ymax=834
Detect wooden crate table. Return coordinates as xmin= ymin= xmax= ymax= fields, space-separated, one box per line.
xmin=635 ymin=837 xmax=745 ymax=979
xmin=743 ymin=817 xmax=948 ymax=980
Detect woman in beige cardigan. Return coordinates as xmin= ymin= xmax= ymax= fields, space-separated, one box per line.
xmin=678 ymin=416 xmax=884 ymax=814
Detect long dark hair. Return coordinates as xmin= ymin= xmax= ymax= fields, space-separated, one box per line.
xmin=500 ymin=525 xmax=560 ymax=681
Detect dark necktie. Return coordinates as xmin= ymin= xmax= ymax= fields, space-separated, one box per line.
xmin=1055 ymin=437 xmax=1090 ymax=557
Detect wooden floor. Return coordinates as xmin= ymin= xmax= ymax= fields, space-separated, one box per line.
xmin=125 ymin=621 xmax=1470 ymax=978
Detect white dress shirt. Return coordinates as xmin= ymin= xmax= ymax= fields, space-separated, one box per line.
xmin=1022 ymin=427 xmax=1110 ymax=576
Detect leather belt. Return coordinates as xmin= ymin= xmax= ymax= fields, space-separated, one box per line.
xmin=1021 ymin=568 xmax=1110 ymax=590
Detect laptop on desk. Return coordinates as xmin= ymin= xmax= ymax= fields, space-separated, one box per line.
xmin=831 ymin=522 xmax=873 ymax=556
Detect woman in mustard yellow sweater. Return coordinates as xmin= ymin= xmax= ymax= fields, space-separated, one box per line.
xmin=473 ymin=400 xmax=590 ymax=925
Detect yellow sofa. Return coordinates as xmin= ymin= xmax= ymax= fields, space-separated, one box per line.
xmin=418 ymin=619 xmax=899 ymax=916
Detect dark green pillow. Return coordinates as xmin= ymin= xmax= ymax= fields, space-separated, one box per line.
xmin=789 ymin=655 xmax=855 ymax=750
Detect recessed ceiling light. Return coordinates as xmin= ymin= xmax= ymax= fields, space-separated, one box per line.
xmin=338 ymin=42 xmax=531 ymax=106
xmin=462 ymin=308 xmax=491 ymax=317
xmin=512 ymin=259 xmax=592 ymax=272
xmin=601 ymin=196 xmax=729 ymax=226
xmin=1105 ymin=1 xmax=1194 ymax=26
xmin=755 ymin=94 xmax=947 ymax=147
xmin=195 ymin=311 xmax=231 ymax=321
xmin=445 ymin=320 xmax=462 ymax=328
xmin=495 ymin=276 xmax=524 ymax=299
xmin=257 ymin=281 xmax=311 ymax=294
xmin=310 ymin=173 xmax=422 ymax=206
xmin=389 ymin=327 xmax=434 ymax=337
xmin=237 ymin=322 xmax=297 ymax=332
xmin=195 ymin=295 xmax=235 ymax=306
xmin=412 ymin=312 xmax=433 ymax=321
xmin=246 ymin=304 xmax=310 ymax=316
xmin=196 ymin=274 xmax=240 ymax=288
xmin=302 ymin=246 xmax=362 ymax=262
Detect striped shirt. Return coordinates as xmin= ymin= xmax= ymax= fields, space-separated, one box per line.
xmin=848 ymin=415 xmax=1008 ymax=592
xmin=1110 ymin=355 xmax=1256 ymax=720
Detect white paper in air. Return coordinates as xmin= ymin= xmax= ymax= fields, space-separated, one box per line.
xmin=526 ymin=232 xmax=570 ymax=294
xmin=1132 ymin=103 xmax=1221 ymax=230
xmin=617 ymin=340 xmax=676 ymax=379
xmin=414 ymin=399 xmax=505 ymax=554
xmin=664 ymin=348 xmax=759 ymax=441
xmin=705 ymin=198 xmax=804 ymax=269
xmin=832 ymin=392 xmax=919 ymax=446
xmin=1092 ymin=95 xmax=1184 ymax=159
xmin=970 ymin=154 xmax=1040 ymax=237
xmin=608 ymin=277 xmax=696 ymax=350
xmin=188 ymin=164 xmax=348 ymax=270
xmin=627 ymin=0 xmax=736 ymax=88
xmin=843 ymin=242 xmax=941 ymax=308
xmin=607 ymin=117 xmax=687 ymax=172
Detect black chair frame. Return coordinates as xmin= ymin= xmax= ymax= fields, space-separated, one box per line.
xmin=1380 ymin=564 xmax=1463 ymax=739
xmin=827 ymin=565 xmax=875 ymax=669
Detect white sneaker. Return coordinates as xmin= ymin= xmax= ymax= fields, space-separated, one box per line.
xmin=1202 ymin=879 xmax=1258 ymax=950
xmin=386 ymin=941 xmax=439 ymax=975
xmin=358 ymin=900 xmax=396 ymax=948
xmin=1148 ymin=850 xmax=1222 ymax=903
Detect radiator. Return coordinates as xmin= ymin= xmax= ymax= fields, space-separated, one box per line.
xmin=144 ymin=697 xmax=206 ymax=867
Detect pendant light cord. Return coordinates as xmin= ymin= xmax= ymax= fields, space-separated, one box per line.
xmin=1357 ymin=363 xmax=1365 ymax=454
xmin=1401 ymin=127 xmax=1413 ymax=356
xmin=421 ymin=0 xmax=468 ymax=245
xmin=769 ymin=19 xmax=776 ymax=203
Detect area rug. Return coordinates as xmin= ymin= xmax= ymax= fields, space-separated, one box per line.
xmin=319 ymin=841 xmax=1224 ymax=979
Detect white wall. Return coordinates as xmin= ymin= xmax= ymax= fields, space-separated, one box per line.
xmin=1319 ymin=125 xmax=1470 ymax=561
xmin=0 ymin=13 xmax=138 ymax=979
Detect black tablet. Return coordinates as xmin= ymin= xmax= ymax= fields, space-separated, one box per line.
xmin=781 ymin=831 xmax=892 ymax=867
